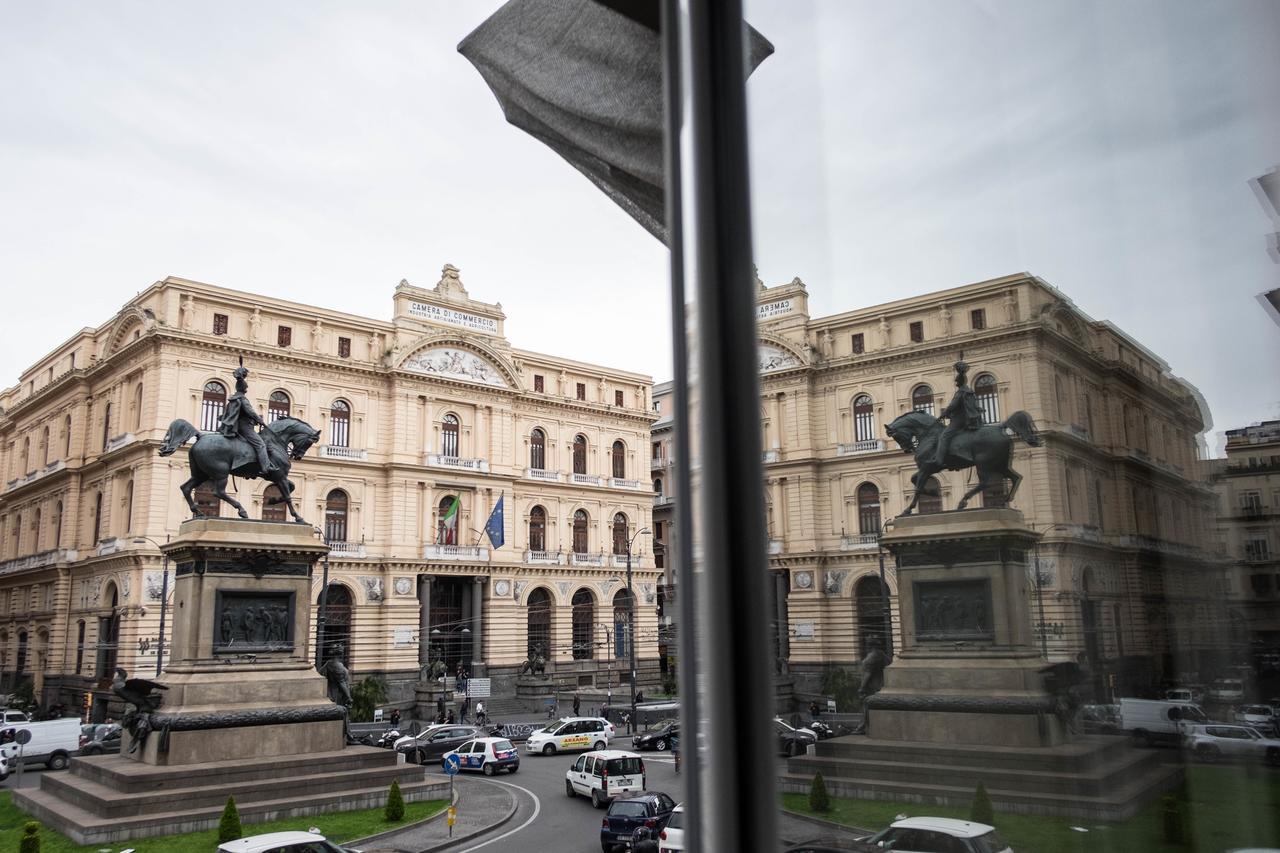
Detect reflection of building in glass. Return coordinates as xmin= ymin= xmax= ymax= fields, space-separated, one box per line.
xmin=656 ymin=272 xmax=1223 ymax=700
xmin=0 ymin=266 xmax=656 ymax=712
xmin=1211 ymin=421 xmax=1280 ymax=693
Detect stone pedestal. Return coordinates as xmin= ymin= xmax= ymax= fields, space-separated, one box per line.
xmin=515 ymin=674 xmax=555 ymax=701
xmin=414 ymin=681 xmax=450 ymax=721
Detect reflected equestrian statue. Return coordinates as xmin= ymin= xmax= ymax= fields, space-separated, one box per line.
xmin=159 ymin=359 xmax=322 ymax=522
xmin=886 ymin=356 xmax=1042 ymax=514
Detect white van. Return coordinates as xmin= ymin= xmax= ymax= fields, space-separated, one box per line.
xmin=1119 ymin=698 xmax=1208 ymax=747
xmin=0 ymin=718 xmax=83 ymax=770
xmin=565 ymin=749 xmax=646 ymax=808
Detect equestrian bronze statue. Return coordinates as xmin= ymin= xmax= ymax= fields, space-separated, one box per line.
xmin=159 ymin=361 xmax=321 ymax=523
xmin=885 ymin=357 xmax=1042 ymax=514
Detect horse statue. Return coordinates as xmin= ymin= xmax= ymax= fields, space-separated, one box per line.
xmin=885 ymin=408 xmax=1041 ymax=514
xmin=159 ymin=415 xmax=321 ymax=523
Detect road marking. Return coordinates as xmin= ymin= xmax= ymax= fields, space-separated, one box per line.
xmin=456 ymin=778 xmax=542 ymax=852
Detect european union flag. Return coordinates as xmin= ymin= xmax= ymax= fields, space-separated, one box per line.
xmin=484 ymin=494 xmax=505 ymax=549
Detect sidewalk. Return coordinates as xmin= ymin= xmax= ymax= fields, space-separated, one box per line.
xmin=358 ymin=776 xmax=518 ymax=853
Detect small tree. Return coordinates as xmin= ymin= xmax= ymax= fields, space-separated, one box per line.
xmin=385 ymin=779 xmax=405 ymax=822
xmin=19 ymin=821 xmax=40 ymax=853
xmin=218 ymin=795 xmax=243 ymax=843
xmin=809 ymin=772 xmax=831 ymax=812
xmin=10 ymin=680 xmax=37 ymax=714
xmin=351 ymin=676 xmax=390 ymax=723
xmin=969 ymin=781 xmax=994 ymax=825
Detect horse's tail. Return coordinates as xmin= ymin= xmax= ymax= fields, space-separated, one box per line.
xmin=159 ymin=419 xmax=199 ymax=456
xmin=1003 ymin=411 xmax=1043 ymax=447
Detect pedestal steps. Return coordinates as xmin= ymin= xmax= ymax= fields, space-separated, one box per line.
xmin=11 ymin=748 xmax=449 ymax=846
xmin=780 ymin=736 xmax=1182 ymax=821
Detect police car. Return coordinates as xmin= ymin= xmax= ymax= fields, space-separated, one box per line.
xmin=526 ymin=717 xmax=616 ymax=755
xmin=440 ymin=736 xmax=520 ymax=775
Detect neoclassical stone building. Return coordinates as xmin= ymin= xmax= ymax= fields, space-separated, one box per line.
xmin=654 ymin=272 xmax=1223 ymax=700
xmin=0 ymin=266 xmax=657 ymax=716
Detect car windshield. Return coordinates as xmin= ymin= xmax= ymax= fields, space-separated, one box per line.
xmin=492 ymin=740 xmax=514 ymax=752
xmin=609 ymin=801 xmax=650 ymax=818
xmin=606 ymin=757 xmax=643 ymax=775
xmin=971 ymin=830 xmax=1011 ymax=853
xmin=646 ymin=719 xmax=675 ymax=732
xmin=666 ymin=810 xmax=684 ymax=829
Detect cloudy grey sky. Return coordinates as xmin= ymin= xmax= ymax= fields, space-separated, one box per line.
xmin=2 ymin=1 xmax=1277 ymax=448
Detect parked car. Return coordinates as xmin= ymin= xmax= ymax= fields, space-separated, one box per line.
xmin=1183 ymin=724 xmax=1280 ymax=766
xmin=567 ymin=750 xmax=647 ymax=808
xmin=783 ymin=840 xmax=877 ymax=853
xmin=1234 ymin=705 xmax=1278 ymax=735
xmin=0 ymin=718 xmax=82 ymax=770
xmin=600 ymin=790 xmax=677 ymax=852
xmin=217 ymin=830 xmax=361 ymax=852
xmin=657 ymin=802 xmax=684 ymax=852
xmin=440 ymin=736 xmax=520 ymax=775
xmin=862 ymin=816 xmax=1013 ymax=853
xmin=0 ymin=754 xmax=10 ymax=782
xmin=1118 ymin=698 xmax=1208 ymax=747
xmin=526 ymin=717 xmax=615 ymax=755
xmin=1080 ymin=704 xmax=1122 ymax=734
xmin=1165 ymin=687 xmax=1204 ymax=704
xmin=394 ymin=724 xmax=484 ymax=764
xmin=79 ymin=723 xmax=122 ymax=756
xmin=632 ymin=719 xmax=679 ymax=752
xmin=1208 ymin=679 xmax=1247 ymax=703
xmin=774 ymin=718 xmax=817 ymax=757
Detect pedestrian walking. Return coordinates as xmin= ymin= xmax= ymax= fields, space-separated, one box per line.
xmin=436 ymin=695 xmax=445 ymax=720
xmin=573 ymin=693 xmax=581 ymax=716
xmin=460 ymin=696 xmax=470 ymax=723
xmin=476 ymin=701 xmax=486 ymax=725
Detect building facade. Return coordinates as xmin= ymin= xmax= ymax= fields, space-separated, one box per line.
xmin=654 ymin=272 xmax=1225 ymax=701
xmin=0 ymin=266 xmax=658 ymax=716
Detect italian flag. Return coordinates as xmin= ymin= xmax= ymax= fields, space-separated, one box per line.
xmin=441 ymin=496 xmax=460 ymax=545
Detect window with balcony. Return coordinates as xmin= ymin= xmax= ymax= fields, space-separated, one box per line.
xmin=201 ymin=381 xmax=227 ymax=432
xmin=911 ymin=384 xmax=934 ymax=415
xmin=1245 ymin=536 xmax=1270 ymax=562
xmin=573 ymin=435 xmax=588 ymax=474
xmin=528 ymin=505 xmax=546 ymax=551
xmin=571 ymin=588 xmax=594 ymax=660
xmin=530 ymin=428 xmax=546 ymax=470
xmin=91 ymin=492 xmax=102 ymax=543
xmin=851 ymin=333 xmax=865 ymax=354
xmin=441 ymin=413 xmax=460 ymax=457
xmin=30 ymin=509 xmax=41 ymax=552
xmin=857 ymin=482 xmax=881 ymax=535
xmin=974 ymin=373 xmax=999 ymax=424
xmin=330 ymin=400 xmax=351 ymax=447
xmin=53 ymin=500 xmax=62 ymax=548
xmin=437 ymin=495 xmax=459 ymax=545
xmin=654 ymin=477 xmax=663 ymax=495
xmin=572 ymin=509 xmax=589 ymax=554
xmin=909 ymin=320 xmax=924 ymax=343
xmin=970 ymin=308 xmax=986 ymax=330
xmin=612 ymin=440 xmax=626 ymax=478
xmin=101 ymin=402 xmax=112 ymax=450
xmin=325 ymin=489 xmax=348 ymax=543
xmin=338 ymin=336 xmax=351 ymax=358
xmin=74 ymin=620 xmax=85 ymax=675
xmin=268 ymin=390 xmax=291 ymax=422
xmin=613 ymin=512 xmax=628 ymax=555
xmin=853 ymin=394 xmax=875 ymax=442
xmin=212 ymin=313 xmax=228 ymax=335
xmin=277 ymin=325 xmax=292 ymax=347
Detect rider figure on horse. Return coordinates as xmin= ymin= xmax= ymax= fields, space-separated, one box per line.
xmin=933 ymin=357 xmax=983 ymax=468
xmin=219 ymin=365 xmax=278 ymax=475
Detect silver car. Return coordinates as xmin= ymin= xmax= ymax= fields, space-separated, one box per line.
xmin=1183 ymin=724 xmax=1280 ymax=766
xmin=1233 ymin=705 xmax=1278 ymax=736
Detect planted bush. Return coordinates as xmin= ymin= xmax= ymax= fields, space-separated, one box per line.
xmin=809 ymin=772 xmax=831 ymax=812
xmin=218 ymin=795 xmax=243 ymax=843
xmin=969 ymin=781 xmax=994 ymax=825
xmin=385 ymin=779 xmax=405 ymax=822
xmin=19 ymin=821 xmax=40 ymax=853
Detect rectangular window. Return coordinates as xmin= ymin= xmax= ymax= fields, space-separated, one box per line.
xmin=75 ymin=621 xmax=85 ymax=674
xmin=576 ymin=382 xmax=586 ymax=401
xmin=534 ymin=374 xmax=544 ymax=392
xmin=970 ymin=308 xmax=986 ymax=330
xmin=337 ymin=336 xmax=351 ymax=358
xmin=277 ymin=326 xmax=292 ymax=347
xmin=909 ymin=321 xmax=924 ymax=343
xmin=851 ymin=333 xmax=864 ymax=354
xmin=1245 ymin=537 xmax=1270 ymax=562
xmin=615 ymin=389 xmax=624 ymax=407
xmin=212 ymin=313 xmax=229 ymax=336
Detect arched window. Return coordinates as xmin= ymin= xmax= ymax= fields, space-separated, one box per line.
xmin=131 ymin=382 xmax=144 ymax=431
xmin=39 ymin=427 xmax=49 ymax=466
xmin=527 ymin=588 xmax=553 ymax=660
xmin=20 ymin=437 xmax=29 ymax=473
xmin=74 ymin=620 xmax=86 ymax=674
xmin=857 ymin=483 xmax=881 ymax=535
xmin=613 ymin=588 xmax=633 ymax=658
xmin=911 ymin=385 xmax=934 ymax=415
xmin=572 ymin=509 xmax=589 ymax=554
xmin=201 ymin=381 xmax=227 ymax=431
xmin=317 ymin=584 xmax=352 ymax=667
xmin=974 ymin=373 xmax=999 ymax=424
xmin=62 ymin=414 xmax=72 ymax=457
xmin=528 ymin=505 xmax=546 ymax=552
xmin=102 ymin=402 xmax=112 ymax=450
xmin=325 ymin=490 xmax=349 ymax=543
xmin=262 ymin=484 xmax=287 ymax=522
xmin=653 ymin=478 xmax=663 ymax=495
xmin=438 ymin=495 xmax=459 ymax=545
xmin=194 ymin=482 xmax=221 ymax=517
xmin=573 ymin=435 xmax=587 ymax=475
xmin=613 ymin=512 xmax=629 ymax=555
xmin=530 ymin=428 xmax=546 ymax=470
xmin=91 ymin=492 xmax=103 ymax=543
xmin=572 ymin=588 xmax=595 ymax=660
xmin=96 ymin=584 xmax=120 ymax=677
xmin=917 ymin=476 xmax=943 ymax=515
xmin=123 ymin=481 xmax=134 ymax=534
xmin=854 ymin=576 xmax=889 ymax=659
xmin=330 ymin=400 xmax=351 ymax=447
xmin=853 ymin=394 xmax=875 ymax=442
xmin=441 ymin=413 xmax=460 ymax=457
xmin=53 ymin=500 xmax=63 ymax=548
xmin=268 ymin=390 xmax=291 ymax=423
xmin=611 ymin=440 xmax=626 ymax=479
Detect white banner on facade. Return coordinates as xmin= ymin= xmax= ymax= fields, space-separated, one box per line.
xmin=757 ymin=299 xmax=793 ymax=320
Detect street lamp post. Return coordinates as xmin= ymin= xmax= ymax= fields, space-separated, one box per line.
xmin=626 ymin=527 xmax=651 ymax=734
xmin=132 ymin=536 xmax=170 ymax=676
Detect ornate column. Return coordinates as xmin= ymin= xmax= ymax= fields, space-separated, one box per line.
xmin=417 ymin=575 xmax=432 ymax=667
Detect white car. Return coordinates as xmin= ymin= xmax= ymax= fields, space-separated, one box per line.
xmin=1183 ymin=724 xmax=1280 ymax=766
xmin=217 ymin=830 xmax=361 ymax=853
xmin=658 ymin=802 xmax=685 ymax=852
xmin=863 ymin=816 xmax=1013 ymax=853
xmin=1208 ymin=679 xmax=1246 ymax=703
xmin=1234 ymin=705 xmax=1278 ymax=735
xmin=526 ymin=717 xmax=615 ymax=755
xmin=564 ymin=749 xmax=646 ymax=808
xmin=773 ymin=716 xmax=818 ymax=739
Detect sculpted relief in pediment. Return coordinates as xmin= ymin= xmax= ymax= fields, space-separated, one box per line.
xmin=400 ymin=347 xmax=509 ymax=388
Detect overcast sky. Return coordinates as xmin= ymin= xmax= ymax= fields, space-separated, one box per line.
xmin=2 ymin=1 xmax=1277 ymax=450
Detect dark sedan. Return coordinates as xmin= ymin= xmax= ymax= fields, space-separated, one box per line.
xmin=80 ymin=723 xmax=122 ymax=756
xmin=600 ymin=791 xmax=676 ymax=853
xmin=631 ymin=720 xmax=678 ymax=752
xmin=395 ymin=725 xmax=486 ymax=765
xmin=775 ymin=719 xmax=817 ymax=757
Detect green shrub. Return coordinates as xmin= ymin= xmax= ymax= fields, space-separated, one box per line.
xmin=218 ymin=795 xmax=243 ymax=843
xmin=10 ymin=680 xmax=37 ymax=713
xmin=809 ymin=772 xmax=831 ymax=812
xmin=385 ymin=779 xmax=405 ymax=822
xmin=969 ymin=781 xmax=994 ymax=826
xmin=19 ymin=821 xmax=40 ymax=853
xmin=351 ymin=676 xmax=390 ymax=723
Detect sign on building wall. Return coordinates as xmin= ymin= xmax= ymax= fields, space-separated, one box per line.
xmin=758 ymin=299 xmax=794 ymax=321
xmin=393 ymin=626 xmax=415 ymax=648
xmin=408 ymin=301 xmax=499 ymax=333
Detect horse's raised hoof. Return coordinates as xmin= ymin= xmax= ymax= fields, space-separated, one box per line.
xmin=237 ymin=510 xmax=249 ymax=519
xmin=956 ymin=500 xmax=969 ymax=510
xmin=191 ymin=511 xmax=206 ymax=519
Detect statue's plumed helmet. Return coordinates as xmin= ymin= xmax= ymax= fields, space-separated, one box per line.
xmin=954 ymin=359 xmax=970 ymax=377
xmin=232 ymin=366 xmax=249 ymax=380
